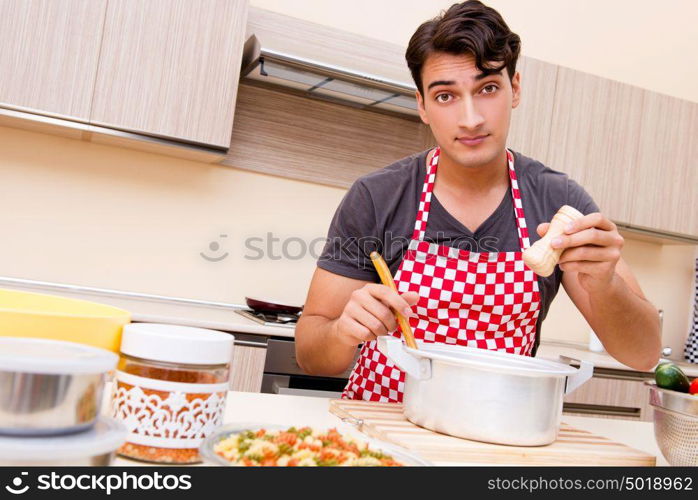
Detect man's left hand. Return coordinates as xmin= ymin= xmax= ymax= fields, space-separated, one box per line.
xmin=536 ymin=212 xmax=624 ymax=294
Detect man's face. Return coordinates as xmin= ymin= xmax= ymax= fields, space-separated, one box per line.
xmin=416 ymin=52 xmax=521 ymax=169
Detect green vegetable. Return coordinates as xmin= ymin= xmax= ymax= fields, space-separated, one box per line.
xmin=278 ymin=443 xmax=293 ymax=456
xmin=317 ymin=459 xmax=338 ymax=466
xmin=237 ymin=440 xmax=251 ymax=453
xmin=655 ymin=362 xmax=690 ymax=392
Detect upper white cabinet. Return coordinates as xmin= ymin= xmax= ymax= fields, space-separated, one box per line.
xmin=0 ymin=0 xmax=107 ymax=121
xmin=91 ymin=0 xmax=248 ymax=148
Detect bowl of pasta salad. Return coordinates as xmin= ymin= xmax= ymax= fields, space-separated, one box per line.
xmin=200 ymin=424 xmax=430 ymax=466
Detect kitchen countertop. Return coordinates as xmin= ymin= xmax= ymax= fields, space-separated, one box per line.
xmin=0 ymin=282 xmax=296 ymax=338
xmin=3 ymin=282 xmax=697 ymax=376
xmin=536 ymin=340 xmax=698 ymax=378
xmin=109 ymin=391 xmax=668 ymax=467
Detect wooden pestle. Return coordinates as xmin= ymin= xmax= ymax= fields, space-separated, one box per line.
xmin=523 ymin=205 xmax=584 ymax=277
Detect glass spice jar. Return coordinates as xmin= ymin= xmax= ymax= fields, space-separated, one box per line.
xmin=110 ymin=323 xmax=234 ymax=464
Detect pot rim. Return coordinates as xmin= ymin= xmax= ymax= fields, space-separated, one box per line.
xmin=404 ymin=340 xmax=578 ymax=377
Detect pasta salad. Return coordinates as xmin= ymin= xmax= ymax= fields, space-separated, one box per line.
xmin=213 ymin=426 xmax=404 ymax=466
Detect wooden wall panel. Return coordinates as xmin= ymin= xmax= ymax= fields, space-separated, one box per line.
xmin=223 ymin=82 xmax=435 ymax=188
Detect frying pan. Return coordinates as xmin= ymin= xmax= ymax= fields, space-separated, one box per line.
xmin=244 ymin=297 xmax=303 ymax=315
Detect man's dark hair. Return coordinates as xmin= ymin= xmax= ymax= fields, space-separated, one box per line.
xmin=405 ymin=1 xmax=521 ymax=94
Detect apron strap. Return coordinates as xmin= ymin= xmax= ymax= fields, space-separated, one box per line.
xmin=410 ymin=148 xmax=531 ymax=251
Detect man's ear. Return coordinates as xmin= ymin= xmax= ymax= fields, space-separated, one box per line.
xmin=416 ymin=90 xmax=429 ymax=124
xmin=511 ymin=71 xmax=521 ymax=109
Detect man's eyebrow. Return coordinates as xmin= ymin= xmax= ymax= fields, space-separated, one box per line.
xmin=426 ymin=80 xmax=455 ymax=90
xmin=426 ymin=70 xmax=504 ymax=90
xmin=475 ymin=69 xmax=503 ymax=81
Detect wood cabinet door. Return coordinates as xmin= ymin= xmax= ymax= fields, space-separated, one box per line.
xmin=563 ymin=373 xmax=654 ymax=421
xmin=0 ymin=0 xmax=106 ymax=120
xmin=629 ymin=93 xmax=698 ymax=236
xmin=229 ymin=344 xmax=266 ymax=393
xmin=508 ymin=56 xmax=558 ymax=163
xmin=547 ymin=67 xmax=645 ymax=225
xmin=90 ymin=0 xmax=248 ymax=148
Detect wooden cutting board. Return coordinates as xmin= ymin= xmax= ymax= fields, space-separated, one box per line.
xmin=329 ymin=399 xmax=656 ymax=466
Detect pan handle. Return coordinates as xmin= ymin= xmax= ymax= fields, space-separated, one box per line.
xmin=560 ymin=356 xmax=594 ymax=395
xmin=377 ymin=336 xmax=431 ymax=380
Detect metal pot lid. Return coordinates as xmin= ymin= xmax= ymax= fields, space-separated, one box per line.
xmin=0 ymin=417 xmax=127 ymax=460
xmin=0 ymin=337 xmax=118 ymax=374
xmin=406 ymin=340 xmax=579 ymax=377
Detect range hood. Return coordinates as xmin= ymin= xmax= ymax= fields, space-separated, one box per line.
xmin=240 ymin=35 xmax=419 ymax=117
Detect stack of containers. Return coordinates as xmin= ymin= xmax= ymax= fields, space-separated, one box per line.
xmin=110 ymin=323 xmax=235 ymax=464
xmin=0 ymin=337 xmax=127 ymax=465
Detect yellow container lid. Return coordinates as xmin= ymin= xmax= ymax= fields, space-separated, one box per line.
xmin=0 ymin=289 xmax=131 ymax=353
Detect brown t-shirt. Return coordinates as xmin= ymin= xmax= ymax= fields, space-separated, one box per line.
xmin=317 ymin=148 xmax=599 ymax=356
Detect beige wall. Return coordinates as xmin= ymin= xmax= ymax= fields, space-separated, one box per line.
xmin=0 ymin=126 xmax=344 ymax=307
xmin=1 ymin=1 xmax=696 ymax=355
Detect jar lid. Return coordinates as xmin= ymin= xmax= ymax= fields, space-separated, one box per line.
xmin=0 ymin=337 xmax=118 ymax=374
xmin=0 ymin=417 xmax=127 ymax=461
xmin=120 ymin=323 xmax=234 ymax=365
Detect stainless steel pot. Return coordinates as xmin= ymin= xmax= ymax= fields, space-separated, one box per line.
xmin=0 ymin=337 xmax=118 ymax=435
xmin=378 ymin=336 xmax=594 ymax=446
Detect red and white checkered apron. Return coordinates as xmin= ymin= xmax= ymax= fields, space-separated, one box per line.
xmin=342 ymin=147 xmax=541 ymax=402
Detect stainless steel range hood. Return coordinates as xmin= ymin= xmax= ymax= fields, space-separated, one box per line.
xmin=240 ymin=35 xmax=419 ymax=117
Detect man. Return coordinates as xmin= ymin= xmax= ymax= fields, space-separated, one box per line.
xmin=295 ymin=0 xmax=661 ymax=402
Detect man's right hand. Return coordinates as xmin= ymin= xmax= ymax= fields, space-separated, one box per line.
xmin=332 ymin=284 xmax=420 ymax=347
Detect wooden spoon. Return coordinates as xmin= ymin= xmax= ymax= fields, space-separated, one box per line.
xmin=369 ymin=251 xmax=418 ymax=349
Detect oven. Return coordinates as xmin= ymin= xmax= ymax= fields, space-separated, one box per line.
xmin=261 ymin=337 xmax=357 ymax=398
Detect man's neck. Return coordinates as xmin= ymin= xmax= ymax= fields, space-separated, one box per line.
xmin=433 ymin=147 xmax=509 ymax=195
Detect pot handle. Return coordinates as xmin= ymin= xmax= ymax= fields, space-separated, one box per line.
xmin=377 ymin=336 xmax=431 ymax=380
xmin=560 ymin=356 xmax=594 ymax=395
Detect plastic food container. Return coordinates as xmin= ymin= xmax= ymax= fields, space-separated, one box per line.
xmin=200 ymin=423 xmax=431 ymax=466
xmin=0 ymin=417 xmax=127 ymax=466
xmin=110 ymin=323 xmax=234 ymax=464
xmin=0 ymin=337 xmax=118 ymax=435
xmin=0 ymin=289 xmax=131 ymax=353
